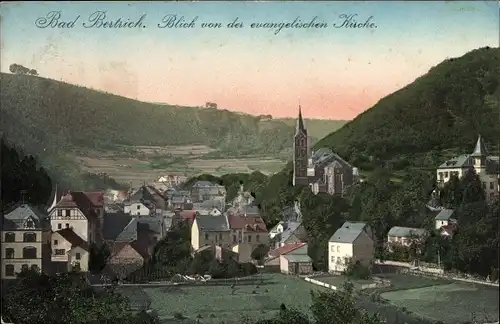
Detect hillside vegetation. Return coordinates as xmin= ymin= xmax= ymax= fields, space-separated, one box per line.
xmin=315 ymin=46 xmax=500 ymax=170
xmin=0 ymin=72 xmax=345 ymax=159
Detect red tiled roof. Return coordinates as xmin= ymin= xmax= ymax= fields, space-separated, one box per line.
xmin=111 ymin=240 xmax=150 ymax=260
xmin=83 ymin=191 xmax=104 ymax=207
xmin=228 ymin=214 xmax=268 ymax=232
xmin=55 ymin=191 xmax=99 ymax=220
xmin=180 ymin=210 xmax=197 ymax=221
xmin=268 ymin=243 xmax=306 ymax=258
xmin=56 ymin=228 xmax=89 ymax=251
xmin=440 ymin=224 xmax=457 ymax=235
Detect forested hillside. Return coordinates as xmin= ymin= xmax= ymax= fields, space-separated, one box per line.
xmin=0 ymin=72 xmax=344 ymax=158
xmin=315 ymin=47 xmax=500 ymax=167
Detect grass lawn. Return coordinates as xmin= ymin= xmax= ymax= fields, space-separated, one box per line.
xmin=372 ymin=273 xmax=452 ymax=292
xmin=144 ymin=274 xmax=329 ymax=324
xmin=380 ymin=282 xmax=499 ymax=324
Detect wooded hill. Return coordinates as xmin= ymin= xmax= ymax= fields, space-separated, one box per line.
xmin=314 ymin=47 xmax=500 ymax=170
xmin=0 ymin=72 xmax=345 ymax=158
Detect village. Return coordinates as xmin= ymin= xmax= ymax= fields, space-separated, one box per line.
xmin=1 ymin=110 xmax=499 ymax=324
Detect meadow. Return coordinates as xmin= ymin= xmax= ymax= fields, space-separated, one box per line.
xmin=144 ymin=274 xmax=327 ymax=324
xmin=74 ymin=145 xmax=287 ymax=187
xmin=369 ymin=273 xmax=499 ymax=324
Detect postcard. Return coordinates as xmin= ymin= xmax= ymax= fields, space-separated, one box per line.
xmin=1 ymin=2 xmax=499 ymax=324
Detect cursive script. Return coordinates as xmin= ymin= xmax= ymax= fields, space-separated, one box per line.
xmin=83 ymin=11 xmax=146 ymax=28
xmin=35 ymin=11 xmax=80 ymax=28
xmin=333 ymin=14 xmax=377 ymax=29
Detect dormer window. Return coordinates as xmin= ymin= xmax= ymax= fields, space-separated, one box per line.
xmin=57 ymin=210 xmax=63 ymax=217
xmin=26 ymin=220 xmax=34 ymax=228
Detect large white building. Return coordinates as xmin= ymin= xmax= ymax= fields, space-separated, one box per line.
xmin=328 ymin=221 xmax=374 ymax=273
xmin=436 ymin=135 xmax=499 ymax=201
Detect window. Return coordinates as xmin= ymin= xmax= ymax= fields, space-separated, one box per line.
xmin=65 ymin=223 xmax=70 ymax=229
xmin=65 ymin=209 xmax=71 ymax=217
xmin=54 ymin=249 xmax=66 ymax=255
xmin=491 ymin=193 xmax=496 ymax=200
xmin=205 ymin=233 xmax=209 ymax=240
xmin=21 ymin=264 xmax=29 ymax=272
xmin=444 ymin=172 xmax=449 ymax=177
xmin=337 ymin=246 xmax=340 ymax=252
xmin=53 ymin=240 xmax=58 ymax=245
xmin=331 ymin=256 xmax=335 ymax=262
xmin=58 ymin=223 xmax=62 ymax=229
xmin=23 ymin=232 xmax=37 ymax=242
xmin=23 ymin=247 xmax=37 ymax=259
xmin=57 ymin=210 xmax=63 ymax=216
xmin=5 ymin=264 xmax=15 ymax=276
xmin=4 ymin=232 xmax=15 ymax=242
xmin=232 ymin=235 xmax=237 ymax=243
xmin=137 ymin=212 xmax=140 ymax=215
xmin=30 ymin=265 xmax=39 ymax=272
xmin=490 ymin=182 xmax=495 ymax=190
xmin=248 ymin=235 xmax=252 ymax=243
xmin=26 ymin=220 xmax=34 ymax=228
xmin=73 ymin=262 xmax=81 ymax=272
xmin=256 ymin=235 xmax=260 ymax=242
xmin=5 ymin=248 xmax=15 ymax=259
xmin=137 ymin=205 xmax=140 ymax=210
xmin=330 ymin=245 xmax=335 ymax=252
xmin=438 ymin=172 xmax=443 ymax=179
xmin=482 ymin=182 xmax=487 ymax=190
xmin=76 ymin=253 xmax=81 ymax=260
xmin=219 ymin=233 xmax=222 ymax=240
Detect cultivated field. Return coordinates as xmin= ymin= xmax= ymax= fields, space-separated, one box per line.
xmin=144 ymin=274 xmax=327 ymax=324
xmin=74 ymin=145 xmax=286 ymax=186
xmin=371 ymin=273 xmax=499 ymax=324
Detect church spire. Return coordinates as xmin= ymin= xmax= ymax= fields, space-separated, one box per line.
xmin=295 ymin=105 xmax=306 ymax=135
xmin=47 ymin=183 xmax=58 ymax=213
xmin=471 ymin=134 xmax=488 ymax=157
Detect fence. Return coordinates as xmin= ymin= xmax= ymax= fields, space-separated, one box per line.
xmin=304 ymin=277 xmax=338 ymax=290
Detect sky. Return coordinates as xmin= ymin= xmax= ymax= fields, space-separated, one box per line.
xmin=0 ymin=1 xmax=498 ymax=120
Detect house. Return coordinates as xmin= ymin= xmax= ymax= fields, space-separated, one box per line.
xmin=231 ymin=184 xmax=255 ymax=209
xmin=280 ymin=254 xmax=313 ymax=275
xmin=47 ymin=191 xmax=103 ymax=245
xmin=328 ymin=221 xmax=374 ymax=273
xmin=227 ymin=213 xmax=269 ymax=249
xmin=440 ymin=224 xmax=458 ymax=238
xmin=169 ymin=192 xmax=192 ymax=210
xmin=292 ymin=106 xmax=358 ymax=195
xmin=193 ymin=200 xmax=225 ymax=214
xmin=115 ymin=216 xmax=167 ymax=247
xmin=190 ymin=181 xmax=226 ymax=202
xmin=269 ymin=201 xmax=307 ymax=249
xmin=434 ymin=209 xmax=456 ymax=230
xmin=123 ymin=186 xmax=157 ymax=216
xmin=51 ymin=228 xmax=89 ymax=272
xmin=387 ymin=227 xmax=428 ymax=248
xmin=106 ymin=240 xmax=150 ymax=280
xmin=1 ymin=203 xmax=52 ymax=279
xmin=436 ymin=135 xmax=499 ymax=201
xmin=173 ymin=209 xmax=198 ymax=225
xmin=102 ymin=211 xmax=133 ymax=245
xmin=264 ymin=242 xmax=308 ymax=270
xmin=191 ymin=214 xmax=231 ymax=250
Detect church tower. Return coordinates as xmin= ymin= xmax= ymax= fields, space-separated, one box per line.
xmin=293 ymin=106 xmax=309 ymax=187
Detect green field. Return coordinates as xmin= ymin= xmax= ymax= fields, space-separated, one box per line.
xmin=144 ymin=274 xmax=328 ymax=324
xmin=367 ymin=274 xmax=500 ymax=324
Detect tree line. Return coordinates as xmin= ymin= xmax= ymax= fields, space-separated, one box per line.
xmin=9 ymin=63 xmax=38 ymax=76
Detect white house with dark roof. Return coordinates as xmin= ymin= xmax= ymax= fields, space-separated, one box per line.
xmin=328 ymin=221 xmax=374 ymax=273
xmin=269 ymin=201 xmax=307 ymax=249
xmin=1 ymin=203 xmax=51 ymax=279
xmin=434 ymin=209 xmax=456 ymax=230
xmin=437 ymin=135 xmax=499 ymax=201
xmin=387 ymin=226 xmax=428 ymax=248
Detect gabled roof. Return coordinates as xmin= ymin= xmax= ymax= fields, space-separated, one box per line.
xmin=103 ymin=211 xmax=133 ymax=241
xmin=56 ymin=228 xmax=89 ymax=251
xmin=270 ymin=221 xmax=303 ymax=244
xmin=388 ymin=226 xmax=427 ymax=237
xmin=329 ymin=221 xmax=371 ymax=243
xmin=268 ymin=243 xmax=307 ymax=259
xmin=54 ymin=192 xmax=98 ymax=220
xmin=179 ymin=210 xmax=197 ymax=221
xmin=82 ymin=191 xmax=104 ymax=207
xmin=195 ymin=214 xmax=229 ymax=232
xmin=128 ymin=186 xmax=156 ymax=204
xmin=435 ymin=209 xmax=454 ymax=221
xmin=2 ymin=203 xmax=48 ymax=230
xmin=227 ymin=214 xmax=267 ymax=232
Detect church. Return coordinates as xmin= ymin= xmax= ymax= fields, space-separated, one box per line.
xmin=292 ymin=106 xmax=358 ymax=196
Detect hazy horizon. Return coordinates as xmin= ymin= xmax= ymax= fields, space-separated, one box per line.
xmin=1 ymin=1 xmax=498 ymax=119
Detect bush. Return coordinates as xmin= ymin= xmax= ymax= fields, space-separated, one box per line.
xmin=344 ymin=260 xmax=371 ymax=280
